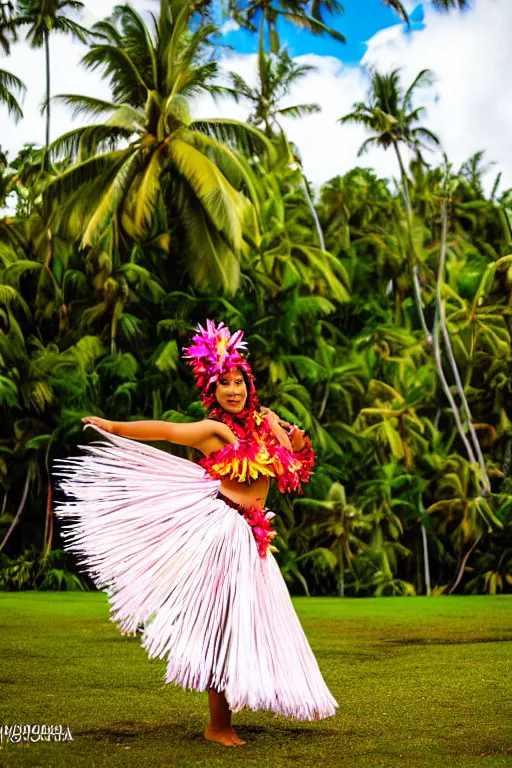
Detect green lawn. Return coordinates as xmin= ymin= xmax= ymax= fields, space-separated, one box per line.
xmin=0 ymin=592 xmax=511 ymax=768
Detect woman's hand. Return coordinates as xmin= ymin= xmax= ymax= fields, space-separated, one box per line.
xmin=260 ymin=407 xmax=291 ymax=430
xmin=82 ymin=416 xmax=113 ymax=433
xmin=260 ymin=408 xmax=292 ymax=450
xmin=289 ymin=425 xmax=306 ymax=452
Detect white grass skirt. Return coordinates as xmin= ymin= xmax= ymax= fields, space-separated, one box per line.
xmin=53 ymin=425 xmax=339 ymax=721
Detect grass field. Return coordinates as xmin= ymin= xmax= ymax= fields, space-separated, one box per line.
xmin=0 ymin=592 xmax=511 ymax=768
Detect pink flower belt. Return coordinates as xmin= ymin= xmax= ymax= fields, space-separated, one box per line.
xmin=216 ymin=490 xmax=278 ymax=559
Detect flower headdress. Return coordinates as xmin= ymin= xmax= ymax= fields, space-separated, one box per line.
xmin=183 ymin=319 xmax=258 ymax=412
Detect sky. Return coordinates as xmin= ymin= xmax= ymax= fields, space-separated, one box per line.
xmin=0 ymin=0 xmax=510 ymax=197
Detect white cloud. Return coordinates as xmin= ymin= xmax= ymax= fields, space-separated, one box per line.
xmin=192 ymin=0 xmax=512 ymax=196
xmin=0 ymin=1 xmax=116 ymax=152
xmin=220 ymin=19 xmax=240 ymax=34
xmin=191 ymin=52 xmax=402 ymax=191
xmin=0 ymin=0 xmax=510 ymax=202
xmin=361 ymin=0 xmax=512 ymax=193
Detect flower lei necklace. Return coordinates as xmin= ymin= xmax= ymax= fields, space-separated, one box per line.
xmin=200 ymin=402 xmax=315 ymax=495
xmin=183 ymin=319 xmax=315 ymax=557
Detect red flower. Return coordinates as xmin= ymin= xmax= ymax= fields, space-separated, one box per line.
xmin=239 ymin=505 xmax=278 ymax=559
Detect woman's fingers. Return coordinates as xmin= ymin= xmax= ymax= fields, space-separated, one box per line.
xmin=82 ymin=416 xmax=106 ymax=429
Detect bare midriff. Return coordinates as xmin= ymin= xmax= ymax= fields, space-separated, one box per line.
xmin=218 ymin=475 xmax=270 ymax=510
xmin=196 ymin=431 xmax=270 ymax=510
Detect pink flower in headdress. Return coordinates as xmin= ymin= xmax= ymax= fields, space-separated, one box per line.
xmin=183 ymin=319 xmax=255 ymax=406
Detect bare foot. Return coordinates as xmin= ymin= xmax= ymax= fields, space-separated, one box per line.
xmin=204 ymin=724 xmax=246 ymax=746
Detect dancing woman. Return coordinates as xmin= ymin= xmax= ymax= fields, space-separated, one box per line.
xmin=53 ymin=320 xmax=338 ymax=747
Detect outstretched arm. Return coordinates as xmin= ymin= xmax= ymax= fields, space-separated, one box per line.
xmin=82 ymin=416 xmax=232 ymax=450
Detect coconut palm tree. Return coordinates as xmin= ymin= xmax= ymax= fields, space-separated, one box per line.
xmin=227 ymin=0 xmax=345 ymax=52
xmin=45 ymin=0 xmax=274 ymax=295
xmin=227 ymin=42 xmax=325 ymax=246
xmin=0 ymin=67 xmax=25 ymax=122
xmin=3 ymin=0 xmax=90 ymax=149
xmin=339 ymin=68 xmax=440 ymax=216
xmin=228 ymin=47 xmax=320 ymax=137
xmin=338 ymin=70 xmax=488 ymax=489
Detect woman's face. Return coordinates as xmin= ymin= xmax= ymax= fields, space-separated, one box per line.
xmin=215 ymin=368 xmax=248 ymax=414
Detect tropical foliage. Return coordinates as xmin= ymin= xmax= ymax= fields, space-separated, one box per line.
xmin=1 ymin=0 xmax=511 ymax=597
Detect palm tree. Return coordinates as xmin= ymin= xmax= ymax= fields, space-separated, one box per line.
xmin=337 ymin=71 xmax=486 ymax=486
xmin=228 ymin=43 xmax=325 ymax=247
xmin=4 ymin=0 xmax=90 ymax=149
xmin=339 ymin=68 xmax=440 ymax=217
xmin=425 ymin=453 xmax=502 ymax=593
xmin=0 ymin=67 xmax=25 ymax=122
xmin=229 ymin=47 xmax=320 ymax=138
xmin=227 ymin=0 xmax=345 ymax=52
xmin=294 ymin=482 xmax=369 ymax=596
xmin=45 ymin=1 xmax=273 ymax=295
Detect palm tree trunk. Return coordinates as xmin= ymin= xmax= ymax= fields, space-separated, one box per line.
xmin=300 ymin=175 xmax=325 ymax=250
xmin=0 ymin=467 xmax=31 ymax=552
xmin=420 ymin=521 xmax=431 ymax=596
xmin=338 ymin=557 xmax=345 ymax=597
xmin=413 ymin=265 xmax=479 ymax=469
xmin=317 ymin=380 xmax=330 ymax=420
xmin=393 ymin=141 xmax=413 ymax=219
xmin=436 ymin=203 xmax=491 ymax=493
xmin=402 ymin=146 xmax=489 ymax=494
xmin=44 ymin=29 xmax=51 ymax=150
xmin=43 ymin=479 xmax=53 ymax=555
xmin=448 ymin=533 xmax=481 ymax=594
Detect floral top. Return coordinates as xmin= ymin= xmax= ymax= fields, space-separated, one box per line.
xmin=199 ymin=411 xmax=315 ymax=495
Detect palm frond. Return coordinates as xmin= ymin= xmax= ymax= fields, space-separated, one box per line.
xmin=277 ymin=103 xmax=321 ymax=119
xmin=382 ymin=0 xmax=410 ymax=24
xmin=51 ymin=94 xmax=121 ymax=120
xmin=45 ymin=148 xmax=132 ymax=207
xmin=402 ymin=68 xmax=435 ymax=110
xmin=82 ymin=150 xmax=141 ymax=246
xmin=227 ymin=71 xmax=255 ymax=101
xmin=47 ymin=124 xmax=126 ymax=162
xmin=358 ymin=136 xmax=380 ymax=156
xmin=279 ymin=11 xmax=346 ymax=42
xmin=111 ymin=4 xmax=157 ymax=89
xmin=172 ymin=178 xmax=241 ymax=295
xmin=0 ymin=68 xmax=26 ymax=122
xmin=52 ymin=16 xmax=91 ymax=44
xmin=0 ymin=68 xmax=26 ymax=94
xmin=185 ymin=130 xmax=264 ymax=213
xmin=169 ymin=137 xmax=246 ymax=253
xmin=81 ymin=44 xmax=149 ymax=106
xmin=173 ymin=61 xmax=219 ymax=100
xmin=190 ymin=118 xmax=276 ymax=163
xmin=133 ymin=144 xmax=166 ymax=235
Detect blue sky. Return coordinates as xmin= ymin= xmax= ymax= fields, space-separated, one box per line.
xmin=1 ymin=0 xmax=510 ymax=197
xmin=217 ymin=2 xmax=426 ymax=62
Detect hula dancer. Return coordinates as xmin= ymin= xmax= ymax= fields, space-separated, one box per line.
xmin=53 ymin=320 xmax=338 ymax=747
